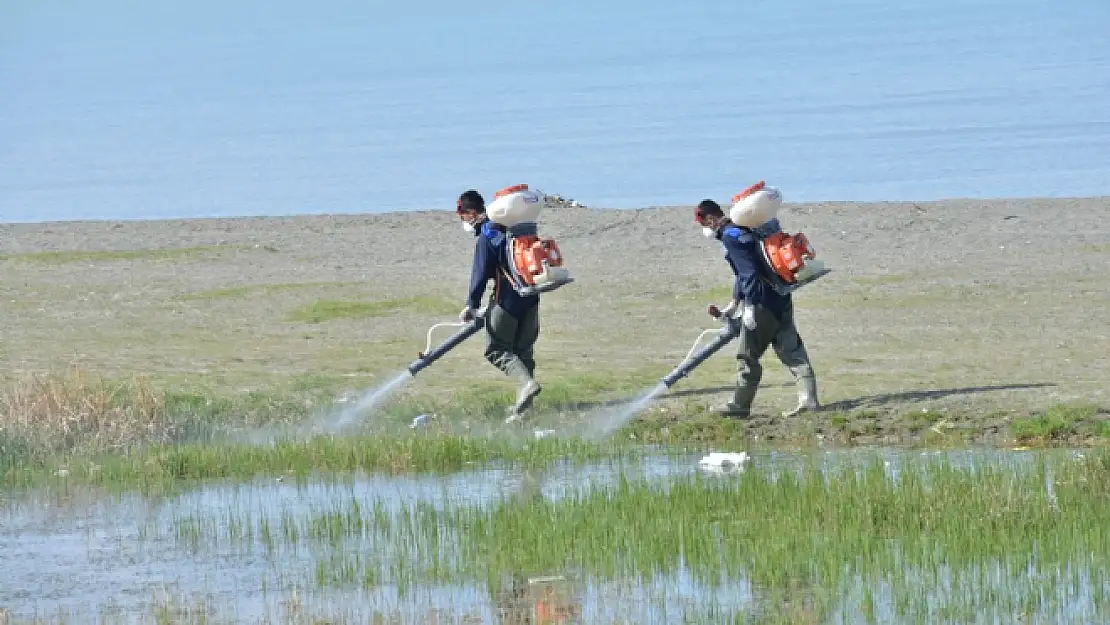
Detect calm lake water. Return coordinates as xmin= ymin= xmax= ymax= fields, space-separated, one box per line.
xmin=2 ymin=0 xmax=1109 ymax=223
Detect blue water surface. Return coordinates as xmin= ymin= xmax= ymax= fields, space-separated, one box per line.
xmin=2 ymin=0 xmax=1109 ymax=223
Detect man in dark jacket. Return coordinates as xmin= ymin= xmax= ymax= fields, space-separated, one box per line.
xmin=457 ymin=190 xmax=543 ymax=423
xmin=695 ymin=198 xmax=820 ymax=418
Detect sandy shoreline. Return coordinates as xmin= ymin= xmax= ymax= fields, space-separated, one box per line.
xmin=3 ymin=196 xmax=1109 ymax=445
xmin=4 ymin=194 xmax=1110 ymax=246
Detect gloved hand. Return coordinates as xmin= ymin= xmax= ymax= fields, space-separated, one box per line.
xmin=741 ymin=304 xmax=757 ymax=331
xmin=720 ymin=300 xmax=740 ymax=318
xmin=459 ymin=307 xmax=475 ymax=323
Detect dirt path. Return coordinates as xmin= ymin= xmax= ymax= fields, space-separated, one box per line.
xmin=3 ymin=196 xmax=1109 ymax=446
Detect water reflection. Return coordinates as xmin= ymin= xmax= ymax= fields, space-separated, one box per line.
xmin=0 ymin=447 xmax=1098 ymax=623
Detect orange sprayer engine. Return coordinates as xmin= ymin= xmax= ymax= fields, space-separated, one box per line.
xmin=731 ymin=182 xmax=831 ymax=294
xmin=489 ymin=184 xmax=575 ymax=297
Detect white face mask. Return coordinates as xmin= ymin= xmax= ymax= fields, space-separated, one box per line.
xmin=702 ymin=226 xmax=716 ymax=239
xmin=462 ymin=221 xmax=476 ymax=234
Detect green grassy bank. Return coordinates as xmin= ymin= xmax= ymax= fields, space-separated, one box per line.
xmin=2 ymin=369 xmax=1109 ymax=493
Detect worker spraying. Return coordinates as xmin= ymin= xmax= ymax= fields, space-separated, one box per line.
xmin=453 ymin=185 xmax=573 ymax=424
xmin=586 ymin=182 xmax=828 ymax=438
xmin=691 ymin=182 xmax=823 ymax=418
xmin=330 ymin=185 xmax=572 ymax=431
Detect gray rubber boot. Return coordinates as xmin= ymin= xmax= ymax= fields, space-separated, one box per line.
xmin=782 ymin=375 xmax=820 ymax=417
xmin=505 ymin=378 xmax=542 ymax=424
xmin=711 ymin=382 xmax=759 ymax=418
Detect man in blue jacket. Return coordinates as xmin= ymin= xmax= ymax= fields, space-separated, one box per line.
xmin=456 ymin=190 xmax=543 ymax=423
xmin=695 ymin=199 xmax=821 ymax=418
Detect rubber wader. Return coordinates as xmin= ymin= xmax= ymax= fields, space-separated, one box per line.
xmin=714 ymin=301 xmax=820 ymax=418
xmin=484 ymin=304 xmax=542 ymax=420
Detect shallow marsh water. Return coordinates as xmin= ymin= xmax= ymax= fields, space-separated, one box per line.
xmin=2 ymin=447 xmax=1105 ymax=623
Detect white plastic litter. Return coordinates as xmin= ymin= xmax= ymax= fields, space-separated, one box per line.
xmin=409 ymin=414 xmax=428 ymax=428
xmin=534 ymin=429 xmax=556 ymax=439
xmin=697 ymin=451 xmax=750 ymax=474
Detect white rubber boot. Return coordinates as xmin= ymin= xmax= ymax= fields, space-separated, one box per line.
xmin=782 ymin=375 xmax=820 ymax=418
xmin=505 ymin=379 xmax=542 ymax=424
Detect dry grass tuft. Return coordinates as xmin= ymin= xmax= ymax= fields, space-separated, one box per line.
xmin=0 ymin=368 xmax=182 ymax=454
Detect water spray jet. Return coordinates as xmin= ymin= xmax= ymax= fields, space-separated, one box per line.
xmin=585 ymin=304 xmax=743 ymax=438
xmin=326 ymin=307 xmax=490 ymax=431
xmin=659 ymin=304 xmax=744 ymax=389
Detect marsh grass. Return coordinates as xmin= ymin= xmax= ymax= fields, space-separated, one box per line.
xmin=154 ymin=451 xmax=1110 ymax=624
xmin=286 ymin=296 xmax=458 ymax=323
xmin=455 ymin=457 xmax=1110 ymax=589
xmin=0 ymin=368 xmax=321 ymax=460
xmin=0 ymin=369 xmax=180 ymax=456
xmin=1 ymin=365 xmax=648 ymax=486
xmin=3 ymin=431 xmax=636 ymax=493
xmin=1010 ymin=402 xmax=1106 ymax=443
xmin=0 ymin=368 xmax=356 ymax=488
xmin=3 ymin=365 xmax=1108 ymax=493
xmin=620 ymin=411 xmax=750 ymax=446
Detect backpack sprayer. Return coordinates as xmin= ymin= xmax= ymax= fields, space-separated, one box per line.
xmin=490 ymin=183 xmax=574 ymax=297
xmin=731 ymin=181 xmax=831 ymax=295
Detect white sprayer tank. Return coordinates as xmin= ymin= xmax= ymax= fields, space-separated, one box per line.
xmin=729 ymin=183 xmax=783 ymax=228
xmin=487 ymin=184 xmax=545 ymax=227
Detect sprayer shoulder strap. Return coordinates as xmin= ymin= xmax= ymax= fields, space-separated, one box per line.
xmin=749 ymin=234 xmax=784 ymax=289
xmin=495 ymin=235 xmax=529 ymax=295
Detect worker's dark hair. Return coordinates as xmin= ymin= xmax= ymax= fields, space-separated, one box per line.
xmin=694 ymin=199 xmax=724 ymax=222
xmin=456 ymin=189 xmax=486 ymax=214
